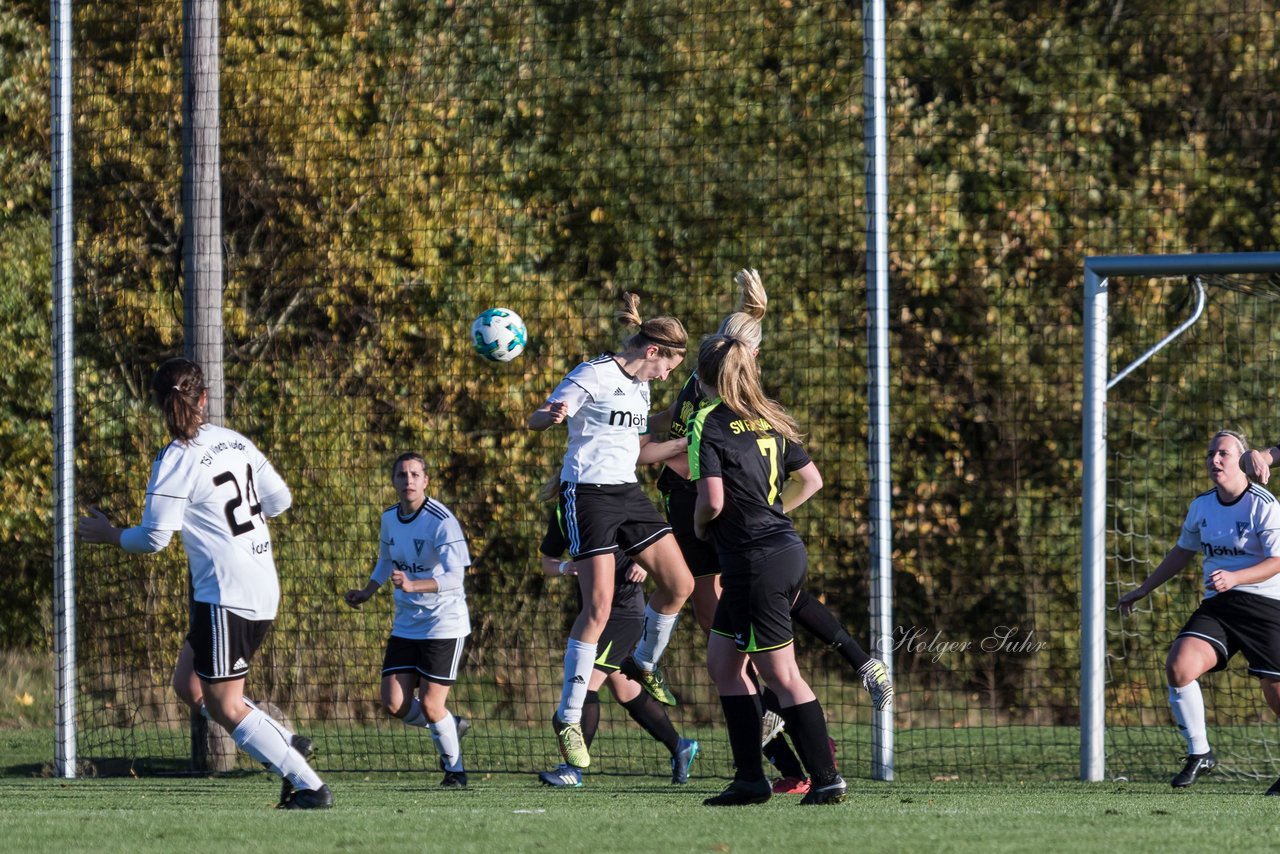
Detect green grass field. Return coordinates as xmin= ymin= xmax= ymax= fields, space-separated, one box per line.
xmin=3 ymin=727 xmax=1278 ymax=854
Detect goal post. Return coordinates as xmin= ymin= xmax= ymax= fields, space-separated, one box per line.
xmin=1081 ymin=251 xmax=1280 ymax=782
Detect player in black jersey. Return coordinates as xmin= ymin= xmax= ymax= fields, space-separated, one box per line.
xmin=688 ymin=333 xmax=846 ymax=806
xmin=651 ymin=268 xmax=891 ymax=793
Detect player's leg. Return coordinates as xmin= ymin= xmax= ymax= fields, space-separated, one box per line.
xmin=556 ymin=555 xmax=615 ymax=728
xmin=172 ymin=641 xmax=202 ymax=709
xmin=703 ymin=630 xmax=771 ymax=805
xmin=737 ymin=546 xmax=844 ymax=806
xmin=419 ymin=637 xmax=468 ymax=786
xmin=625 ymin=533 xmax=693 ymax=705
xmin=553 ymin=484 xmax=623 ymax=765
xmin=191 ymin=604 xmax=328 ymax=808
xmin=790 ymin=588 xmax=893 ymax=710
xmin=1165 ymin=631 xmax=1222 ymax=787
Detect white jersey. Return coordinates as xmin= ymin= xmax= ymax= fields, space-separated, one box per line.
xmin=371 ymin=498 xmax=471 ymax=639
xmin=549 ymin=354 xmax=651 ymax=485
xmin=139 ymin=423 xmax=288 ymax=620
xmin=1177 ymin=484 xmax=1280 ymax=601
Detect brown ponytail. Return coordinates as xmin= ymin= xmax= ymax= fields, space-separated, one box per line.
xmin=616 ymin=292 xmax=687 ymax=358
xmin=151 ymin=358 xmax=206 ymax=443
xmin=697 ymin=334 xmax=801 ymax=443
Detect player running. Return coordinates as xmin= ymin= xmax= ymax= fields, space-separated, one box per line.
xmin=344 ymin=452 xmax=473 ymax=788
xmin=78 ymin=357 xmax=331 ymax=809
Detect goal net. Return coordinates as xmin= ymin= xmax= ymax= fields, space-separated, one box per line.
xmin=1102 ymin=265 xmax=1280 ymax=783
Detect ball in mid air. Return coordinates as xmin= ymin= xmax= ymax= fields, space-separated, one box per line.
xmin=471 ymin=307 xmax=527 ymax=362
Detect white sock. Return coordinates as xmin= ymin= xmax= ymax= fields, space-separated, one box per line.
xmin=631 ymin=604 xmax=679 ymax=670
xmin=556 ymin=639 xmax=597 ymax=724
xmin=200 ymin=698 xmax=296 ymax=739
xmin=231 ymin=708 xmax=324 ymax=792
xmin=1168 ymin=682 xmax=1210 ymax=755
xmin=430 ymin=712 xmax=464 ymax=772
xmin=401 ymin=697 xmax=430 ymax=729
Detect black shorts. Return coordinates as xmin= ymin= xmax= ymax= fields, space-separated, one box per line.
xmin=710 ymin=543 xmax=808 ymax=653
xmin=594 ymin=609 xmax=644 ymax=673
xmin=1177 ymin=590 xmax=1280 ymax=678
xmin=187 ymin=601 xmax=272 ymax=683
xmin=664 ymin=489 xmax=720 ymax=578
xmin=382 ymin=635 xmax=467 ymax=685
xmin=559 ymin=482 xmax=671 ymax=560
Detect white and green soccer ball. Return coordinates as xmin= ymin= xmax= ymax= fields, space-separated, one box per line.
xmin=471 ymin=307 xmax=527 ymax=362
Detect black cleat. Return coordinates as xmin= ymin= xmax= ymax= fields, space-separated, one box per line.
xmin=1171 ymin=751 xmax=1217 ymax=788
xmin=290 ymin=734 xmax=315 ymax=759
xmin=799 ymin=774 xmax=848 ymax=805
xmin=279 ymin=783 xmax=333 ymax=810
xmin=440 ymin=770 xmax=468 ymax=789
xmin=278 ymin=735 xmax=317 ymax=805
xmin=703 ymin=776 xmax=772 ymax=806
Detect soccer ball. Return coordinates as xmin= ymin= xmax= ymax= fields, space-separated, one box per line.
xmin=471 ymin=307 xmax=527 ymax=362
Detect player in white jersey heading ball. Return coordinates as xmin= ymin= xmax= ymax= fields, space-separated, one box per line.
xmin=344 ymin=452 xmax=473 ymax=788
xmin=528 ymin=292 xmax=694 ymax=770
xmin=78 ymin=357 xmax=331 ymax=809
xmin=1119 ymin=430 xmax=1280 ymax=794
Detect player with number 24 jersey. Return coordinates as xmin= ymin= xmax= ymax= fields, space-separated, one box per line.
xmin=140 ymin=422 xmax=290 ymax=620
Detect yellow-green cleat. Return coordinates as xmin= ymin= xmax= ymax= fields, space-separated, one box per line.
xmin=621 ymin=657 xmax=677 ymax=706
xmin=858 ymin=659 xmax=894 ymax=711
xmin=553 ymin=715 xmax=590 ymax=768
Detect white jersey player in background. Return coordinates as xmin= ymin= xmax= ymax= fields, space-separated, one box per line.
xmin=528 ymin=292 xmax=694 ymax=770
xmin=78 ymin=357 xmax=331 ymax=809
xmin=1119 ymin=429 xmax=1280 ymax=794
xmin=344 ymin=452 xmax=473 ymax=788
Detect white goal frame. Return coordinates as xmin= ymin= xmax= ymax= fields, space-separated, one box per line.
xmin=1080 ymin=251 xmax=1280 ymax=781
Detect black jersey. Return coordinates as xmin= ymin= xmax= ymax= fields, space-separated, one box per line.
xmin=656 ymin=372 xmax=710 ymax=496
xmin=687 ymin=400 xmax=811 ymax=556
xmin=539 ymin=508 xmax=645 ymax=619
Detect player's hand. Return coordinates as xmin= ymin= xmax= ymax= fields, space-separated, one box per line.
xmin=1241 ymin=449 xmax=1273 ymax=484
xmin=1117 ymin=588 xmax=1146 ymax=616
xmin=391 ymin=569 xmax=408 ymax=590
xmin=547 ymin=400 xmax=569 ymax=424
xmin=77 ymin=507 xmax=118 ymax=545
xmin=624 ymin=565 xmax=648 ymax=584
xmin=1206 ymin=569 xmax=1237 ymax=595
xmin=344 ymin=588 xmax=370 ymax=608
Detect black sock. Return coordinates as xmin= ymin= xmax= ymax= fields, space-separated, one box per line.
xmin=582 ymin=690 xmax=601 ymax=748
xmin=764 ymin=734 xmax=806 ymax=779
xmin=778 ymin=699 xmax=838 ymax=785
xmin=620 ymin=691 xmax=680 ymax=754
xmin=791 ymin=590 xmax=872 ymax=670
xmin=720 ymin=693 xmax=766 ymax=782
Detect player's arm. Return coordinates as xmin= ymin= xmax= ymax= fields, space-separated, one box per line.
xmin=529 ymin=400 xmax=570 ymax=431
xmin=1242 ymin=445 xmax=1280 ymax=484
xmin=1117 ymin=545 xmax=1196 ymax=614
xmin=781 ymin=462 xmax=823 ymax=514
xmin=1207 ymin=557 xmax=1280 ymax=592
xmin=530 ymin=371 xmax=591 ymax=431
xmin=694 ymin=476 xmax=723 ymax=541
xmin=638 ymin=434 xmax=687 ymax=465
xmin=542 ymin=555 xmax=578 ymax=577
xmin=249 ymin=446 xmax=293 ymax=518
xmin=647 ymin=398 xmax=680 ymax=437
xmin=78 ymin=506 xmax=175 ymax=553
xmin=346 ymin=531 xmax=393 ymax=607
